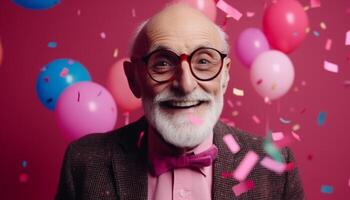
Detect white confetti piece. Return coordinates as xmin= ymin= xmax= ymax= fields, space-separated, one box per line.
xmin=233 ymin=88 xmax=244 ymax=96
xmin=272 ymin=132 xmax=284 ymax=141
xmin=324 ymin=61 xmax=339 ymax=73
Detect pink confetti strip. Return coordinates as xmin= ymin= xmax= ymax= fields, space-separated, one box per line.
xmin=246 ymin=11 xmax=255 ymax=17
xmin=233 ymin=151 xmax=259 ymax=181
xmin=223 ymin=134 xmax=240 ymax=153
xmin=216 ymin=0 xmax=242 ymax=21
xmin=324 ymin=60 xmax=339 ymax=73
xmin=188 ymin=113 xmax=203 ymax=125
xmin=346 ymin=30 xmax=350 ymax=45
xmin=252 ymin=115 xmax=261 ymax=124
xmin=131 ymin=8 xmax=136 ymax=18
xmin=272 ymin=132 xmax=284 ymax=141
xmin=260 ymin=157 xmax=286 ymax=174
xmin=227 ymin=99 xmax=234 ymax=108
xmin=310 ymin=0 xmax=321 ymax=8
xmin=232 ymin=180 xmax=254 ymax=196
xmin=325 ymin=39 xmax=332 ymax=50
xmin=100 ymin=32 xmax=106 ymax=39
xmin=291 ymin=131 xmax=301 ymax=141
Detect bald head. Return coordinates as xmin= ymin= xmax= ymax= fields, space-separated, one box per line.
xmin=130 ymin=3 xmax=229 ymax=58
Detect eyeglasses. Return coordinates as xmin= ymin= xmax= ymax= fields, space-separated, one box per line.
xmin=142 ymin=47 xmax=227 ymax=83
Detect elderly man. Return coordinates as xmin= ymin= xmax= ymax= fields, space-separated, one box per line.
xmin=56 ymin=3 xmax=304 ymax=200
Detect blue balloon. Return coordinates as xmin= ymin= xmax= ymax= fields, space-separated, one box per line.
xmin=36 ymin=58 xmax=91 ymax=110
xmin=13 ymin=0 xmax=60 ymax=10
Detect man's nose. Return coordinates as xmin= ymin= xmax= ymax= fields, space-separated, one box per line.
xmin=172 ymin=59 xmax=197 ymax=94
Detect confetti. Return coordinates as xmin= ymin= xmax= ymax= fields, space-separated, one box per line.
xmin=321 ymin=185 xmax=333 ymax=194
xmin=227 ymin=99 xmax=234 ymax=108
xmin=100 ymin=32 xmax=106 ymax=39
xmin=292 ymin=124 xmax=301 ymax=132
xmin=232 ymin=180 xmax=254 ymax=196
xmin=320 ymin=22 xmax=327 ymax=30
xmin=232 ymin=110 xmax=239 ymax=117
xmin=246 ymin=11 xmax=255 ymax=17
xmin=260 ymin=157 xmax=286 ymax=174
xmin=264 ymin=133 xmax=284 ymax=162
xmin=60 ymin=67 xmax=68 ymax=77
xmin=307 ymin=154 xmax=314 ymax=160
xmin=221 ymin=171 xmax=234 ymax=178
xmin=216 ymin=0 xmax=242 ymax=21
xmin=113 ymin=48 xmax=119 ymax=58
xmin=223 ymin=134 xmax=240 ymax=154
xmin=317 ymin=112 xmax=327 ymax=126
xmin=252 ymin=115 xmax=261 ymax=124
xmin=48 ymin=41 xmax=57 ymax=48
xmin=324 ymin=61 xmax=339 ymax=73
xmin=313 ymin=31 xmax=320 ymax=37
xmin=21 ymin=160 xmax=27 ymax=168
xmin=272 ymin=132 xmax=284 ymax=141
xmin=233 ymin=151 xmax=259 ymax=181
xmin=77 ymin=9 xmax=81 ymax=16
xmin=310 ymin=0 xmax=321 ymax=8
xmin=344 ymin=80 xmax=350 ymax=87
xmin=236 ymin=101 xmax=242 ymax=107
xmin=325 ymin=39 xmax=332 ymax=50
xmin=44 ymin=76 xmax=49 ymax=83
xmin=131 ymin=8 xmax=136 ymax=18
xmin=19 ymin=173 xmax=28 ymax=183
xmin=346 ymin=30 xmax=350 ymax=45
xmin=291 ymin=131 xmax=301 ymax=141
xmin=348 ymin=178 xmax=350 ymax=187
xmin=279 ymin=117 xmax=291 ymax=124
xmin=188 ymin=113 xmax=203 ymax=125
xmin=233 ymin=88 xmax=244 ymax=96
xmin=257 ymin=79 xmax=263 ymax=85
xmin=285 ymin=162 xmax=295 ymax=171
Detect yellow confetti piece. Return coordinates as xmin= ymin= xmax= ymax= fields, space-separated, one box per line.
xmin=233 ymin=88 xmax=244 ymax=96
xmin=320 ymin=22 xmax=327 ymax=30
xmin=292 ymin=124 xmax=301 ymax=132
xmin=305 ymin=27 xmax=311 ymax=33
xmin=232 ymin=110 xmax=239 ymax=117
xmin=113 ymin=48 xmax=119 ymax=58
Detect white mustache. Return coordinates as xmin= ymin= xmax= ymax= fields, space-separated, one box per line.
xmin=154 ymin=89 xmax=213 ymax=103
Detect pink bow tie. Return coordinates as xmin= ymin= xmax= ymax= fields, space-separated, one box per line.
xmin=151 ymin=145 xmax=218 ymax=176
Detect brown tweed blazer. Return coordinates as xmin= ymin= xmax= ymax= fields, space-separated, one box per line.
xmin=55 ymin=116 xmax=304 ymax=200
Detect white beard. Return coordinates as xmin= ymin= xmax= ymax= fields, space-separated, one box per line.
xmin=142 ymin=86 xmax=224 ymax=148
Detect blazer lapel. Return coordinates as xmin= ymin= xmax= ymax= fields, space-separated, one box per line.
xmin=111 ymin=117 xmax=148 ymax=200
xmin=212 ymin=121 xmax=242 ymax=200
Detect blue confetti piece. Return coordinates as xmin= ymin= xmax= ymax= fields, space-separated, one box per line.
xmin=321 ymin=185 xmax=333 ymax=194
xmin=317 ymin=112 xmax=327 ymax=126
xmin=313 ymin=31 xmax=320 ymax=37
xmin=21 ymin=160 xmax=27 ymax=168
xmin=48 ymin=41 xmax=57 ymax=48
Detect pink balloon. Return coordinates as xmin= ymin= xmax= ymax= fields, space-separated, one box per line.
xmin=250 ymin=50 xmax=295 ymax=100
xmin=175 ymin=0 xmax=217 ymax=21
xmin=55 ymin=82 xmax=117 ymax=139
xmin=263 ymin=0 xmax=309 ymax=53
xmin=235 ymin=28 xmax=270 ymax=68
xmin=107 ymin=58 xmax=141 ymax=111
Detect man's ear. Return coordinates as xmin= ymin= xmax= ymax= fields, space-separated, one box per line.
xmin=123 ymin=60 xmax=141 ymax=98
xmin=222 ymin=58 xmax=231 ymax=93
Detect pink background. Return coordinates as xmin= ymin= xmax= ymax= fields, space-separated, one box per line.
xmin=0 ymin=0 xmax=349 ymax=199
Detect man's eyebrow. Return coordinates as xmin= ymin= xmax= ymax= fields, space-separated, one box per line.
xmin=148 ymin=42 xmax=216 ymax=54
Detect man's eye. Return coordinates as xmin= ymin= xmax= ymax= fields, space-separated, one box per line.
xmin=156 ymin=61 xmax=171 ymax=66
xmin=198 ymin=59 xmax=211 ymax=64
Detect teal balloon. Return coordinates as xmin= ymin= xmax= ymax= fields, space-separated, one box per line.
xmin=12 ymin=0 xmax=60 ymax=10
xmin=36 ymin=58 xmax=91 ymax=111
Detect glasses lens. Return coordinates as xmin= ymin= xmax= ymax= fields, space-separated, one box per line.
xmin=191 ymin=48 xmax=222 ymax=80
xmin=147 ymin=50 xmax=177 ymax=82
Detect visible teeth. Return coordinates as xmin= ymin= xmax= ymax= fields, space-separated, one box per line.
xmin=169 ymin=100 xmax=200 ymax=107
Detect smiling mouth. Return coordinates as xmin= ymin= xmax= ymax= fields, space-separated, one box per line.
xmin=160 ymin=100 xmax=207 ymax=109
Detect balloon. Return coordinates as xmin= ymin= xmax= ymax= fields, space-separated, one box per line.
xmin=235 ymin=28 xmax=270 ymax=68
xmin=175 ymin=0 xmax=217 ymax=21
xmin=36 ymin=58 xmax=91 ymax=110
xmin=263 ymin=0 xmax=309 ymax=53
xmin=13 ymin=0 xmax=60 ymax=10
xmin=250 ymin=50 xmax=294 ymax=100
xmin=55 ymin=82 xmax=117 ymax=139
xmin=107 ymin=58 xmax=141 ymax=111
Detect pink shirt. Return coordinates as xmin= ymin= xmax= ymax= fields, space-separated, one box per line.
xmin=147 ymin=127 xmax=213 ymax=200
